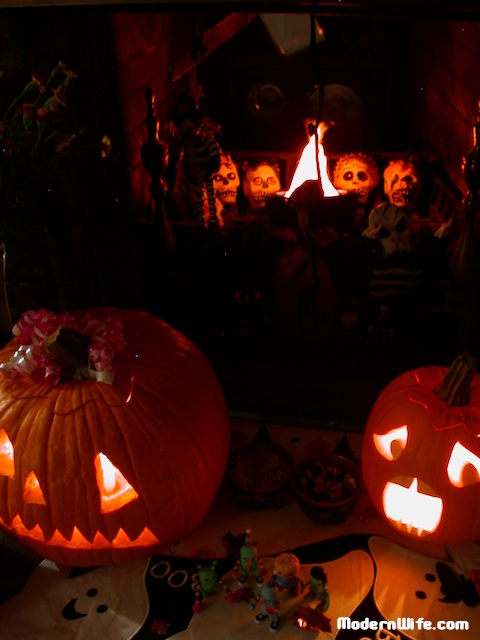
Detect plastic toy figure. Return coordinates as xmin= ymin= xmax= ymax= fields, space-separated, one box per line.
xmin=232 ymin=529 xmax=266 ymax=585
xmin=192 ymin=560 xmax=230 ymax=612
xmin=241 ymin=159 xmax=281 ymax=214
xmin=269 ymin=552 xmax=302 ymax=597
xmin=308 ymin=566 xmax=330 ymax=612
xmin=250 ymin=582 xmax=280 ymax=632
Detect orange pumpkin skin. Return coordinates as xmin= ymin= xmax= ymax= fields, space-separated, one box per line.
xmin=0 ymin=308 xmax=230 ymax=566
xmin=362 ymin=365 xmax=480 ymax=545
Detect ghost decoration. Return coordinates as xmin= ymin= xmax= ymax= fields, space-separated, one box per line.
xmin=0 ymin=557 xmax=149 ymax=640
xmin=383 ymin=159 xmax=422 ymax=211
xmin=241 ymin=159 xmax=281 ymax=214
xmin=333 ymin=152 xmax=379 ymax=204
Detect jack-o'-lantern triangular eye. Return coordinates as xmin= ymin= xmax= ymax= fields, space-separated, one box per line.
xmin=94 ymin=453 xmax=139 ymax=514
xmin=373 ymin=425 xmax=408 ymax=461
xmin=447 ymin=442 xmax=480 ymax=488
xmin=0 ymin=429 xmax=14 ymax=478
xmin=23 ymin=471 xmax=47 ymax=505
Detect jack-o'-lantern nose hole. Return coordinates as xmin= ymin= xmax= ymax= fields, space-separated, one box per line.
xmin=94 ymin=453 xmax=138 ymax=514
xmin=0 ymin=429 xmax=14 ymax=478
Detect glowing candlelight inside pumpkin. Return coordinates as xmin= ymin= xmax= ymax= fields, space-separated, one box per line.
xmin=284 ymin=123 xmax=338 ymax=199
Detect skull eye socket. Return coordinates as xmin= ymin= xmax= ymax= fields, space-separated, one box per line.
xmin=342 ymin=171 xmax=354 ymax=181
xmin=227 ymin=172 xmax=236 ymax=181
xmin=447 ymin=442 xmax=480 ymax=488
xmin=252 ymin=176 xmax=263 ymax=186
xmin=267 ymin=176 xmax=278 ymax=185
xmin=373 ymin=425 xmax=408 ymax=461
xmin=357 ymin=171 xmax=368 ymax=181
xmin=0 ymin=429 xmax=14 ymax=478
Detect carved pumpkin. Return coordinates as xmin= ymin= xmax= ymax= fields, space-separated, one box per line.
xmin=0 ymin=308 xmax=230 ymax=566
xmin=362 ymin=353 xmax=480 ymax=544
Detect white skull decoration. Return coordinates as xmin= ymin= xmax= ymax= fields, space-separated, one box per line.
xmin=383 ymin=160 xmax=421 ymax=211
xmin=242 ymin=160 xmax=281 ymax=212
xmin=333 ymin=153 xmax=379 ymax=204
xmin=214 ymin=154 xmax=240 ymax=207
xmin=364 ymin=203 xmax=414 ymax=257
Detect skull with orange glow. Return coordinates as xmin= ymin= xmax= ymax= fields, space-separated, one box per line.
xmin=242 ymin=159 xmax=281 ymax=212
xmin=214 ymin=154 xmax=240 ymax=209
xmin=383 ymin=160 xmax=421 ymax=211
xmin=362 ymin=354 xmax=480 ymax=544
xmin=333 ymin=153 xmax=379 ymax=204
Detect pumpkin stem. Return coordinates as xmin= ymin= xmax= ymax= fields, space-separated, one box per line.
xmin=434 ymin=352 xmax=478 ymax=406
xmin=46 ymin=327 xmax=90 ymax=382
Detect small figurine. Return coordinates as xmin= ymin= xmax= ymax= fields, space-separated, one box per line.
xmin=307 ymin=566 xmax=330 ymax=612
xmin=192 ymin=560 xmax=230 ymax=612
xmin=250 ymin=582 xmax=281 ymax=632
xmin=232 ymin=528 xmax=266 ymax=585
xmin=269 ymin=552 xmax=302 ymax=597
xmin=383 ymin=159 xmax=422 ymax=212
xmin=333 ymin=152 xmax=380 ymax=229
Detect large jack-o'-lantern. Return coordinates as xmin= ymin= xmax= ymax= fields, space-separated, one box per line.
xmin=0 ymin=308 xmax=230 ymax=566
xmin=362 ymin=352 xmax=480 ymax=544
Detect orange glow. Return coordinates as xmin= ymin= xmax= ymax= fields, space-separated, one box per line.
xmin=23 ymin=471 xmax=47 ymax=505
xmin=95 ymin=452 xmax=138 ymax=514
xmin=284 ymin=124 xmax=338 ymax=199
xmin=297 ymin=618 xmax=308 ymax=628
xmin=373 ymin=426 xmax=408 ymax=461
xmin=383 ymin=478 xmax=443 ymax=536
xmin=447 ymin=442 xmax=480 ymax=488
xmin=0 ymin=429 xmax=14 ymax=478
xmin=5 ymin=514 xmax=160 ymax=549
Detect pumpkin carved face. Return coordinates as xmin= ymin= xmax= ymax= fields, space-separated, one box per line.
xmin=0 ymin=308 xmax=230 ymax=566
xmin=362 ymin=360 xmax=480 ymax=544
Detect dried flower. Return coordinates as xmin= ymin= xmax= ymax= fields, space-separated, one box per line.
xmin=0 ymin=61 xmax=110 ymax=236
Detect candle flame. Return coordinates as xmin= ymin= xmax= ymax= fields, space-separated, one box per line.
xmin=284 ymin=123 xmax=338 ymax=199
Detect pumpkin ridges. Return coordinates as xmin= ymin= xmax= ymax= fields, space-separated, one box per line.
xmin=0 ymin=307 xmax=230 ymax=565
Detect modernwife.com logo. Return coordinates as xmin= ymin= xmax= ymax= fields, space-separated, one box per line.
xmin=337 ymin=617 xmax=469 ymax=633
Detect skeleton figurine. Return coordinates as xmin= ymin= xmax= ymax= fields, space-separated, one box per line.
xmin=169 ymin=91 xmax=222 ymax=230
xmin=212 ymin=153 xmax=240 ymax=222
xmin=383 ymin=159 xmax=421 ymax=211
xmin=333 ymin=153 xmax=380 ymax=229
xmin=363 ymin=203 xmax=414 ymax=257
xmin=333 ymin=153 xmax=379 ymax=204
xmin=241 ymin=159 xmax=281 ymax=214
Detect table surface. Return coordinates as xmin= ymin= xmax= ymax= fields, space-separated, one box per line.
xmin=0 ymin=418 xmax=478 ymax=640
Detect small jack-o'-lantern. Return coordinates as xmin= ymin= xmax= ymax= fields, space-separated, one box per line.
xmin=214 ymin=154 xmax=240 ymax=208
xmin=0 ymin=308 xmax=230 ymax=566
xmin=383 ymin=160 xmax=421 ymax=211
xmin=362 ymin=353 xmax=480 ymax=544
xmin=333 ymin=153 xmax=379 ymax=204
xmin=242 ymin=159 xmax=281 ymax=212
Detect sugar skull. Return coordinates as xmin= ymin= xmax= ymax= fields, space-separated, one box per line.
xmin=242 ymin=159 xmax=281 ymax=212
xmin=213 ymin=154 xmax=240 ymax=208
xmin=333 ymin=153 xmax=379 ymax=204
xmin=383 ymin=160 xmax=421 ymax=211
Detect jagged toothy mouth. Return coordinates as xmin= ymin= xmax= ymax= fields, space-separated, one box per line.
xmin=382 ymin=477 xmax=443 ymax=537
xmin=391 ymin=189 xmax=414 ymax=204
xmin=0 ymin=514 xmax=159 ymax=550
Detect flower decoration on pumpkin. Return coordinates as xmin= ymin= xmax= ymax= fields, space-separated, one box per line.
xmin=0 ymin=309 xmax=125 ymax=385
xmin=0 ymin=60 xmax=111 ymax=235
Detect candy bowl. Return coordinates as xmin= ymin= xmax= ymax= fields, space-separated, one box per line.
xmin=292 ymin=454 xmax=361 ymax=523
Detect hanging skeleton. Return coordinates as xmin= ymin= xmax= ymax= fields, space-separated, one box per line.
xmin=169 ymin=87 xmax=222 ymax=230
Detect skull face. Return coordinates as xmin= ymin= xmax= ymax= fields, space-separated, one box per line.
xmin=214 ymin=154 xmax=240 ymax=207
xmin=333 ymin=153 xmax=379 ymax=203
xmin=242 ymin=160 xmax=281 ymax=212
xmin=383 ymin=160 xmax=421 ymax=210
xmin=366 ymin=203 xmax=414 ymax=256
